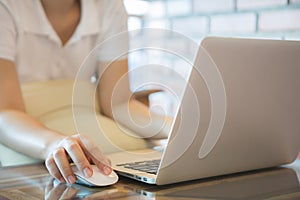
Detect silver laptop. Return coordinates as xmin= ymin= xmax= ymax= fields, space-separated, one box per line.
xmin=107 ymin=37 xmax=300 ymax=185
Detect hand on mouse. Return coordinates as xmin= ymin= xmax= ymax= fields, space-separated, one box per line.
xmin=45 ymin=134 xmax=112 ymax=184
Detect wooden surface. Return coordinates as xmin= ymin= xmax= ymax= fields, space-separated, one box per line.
xmin=0 ymin=160 xmax=300 ymax=199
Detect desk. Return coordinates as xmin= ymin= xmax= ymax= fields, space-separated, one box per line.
xmin=0 ymin=160 xmax=300 ymax=199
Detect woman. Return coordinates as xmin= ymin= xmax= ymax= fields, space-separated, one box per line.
xmin=0 ymin=0 xmax=170 ymax=184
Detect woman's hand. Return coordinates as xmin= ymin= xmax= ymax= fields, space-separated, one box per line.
xmin=45 ymin=134 xmax=112 ymax=184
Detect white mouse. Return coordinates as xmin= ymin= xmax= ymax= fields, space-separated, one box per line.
xmin=72 ymin=165 xmax=118 ymax=187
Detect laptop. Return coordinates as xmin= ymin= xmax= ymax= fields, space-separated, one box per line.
xmin=107 ymin=37 xmax=300 ymax=185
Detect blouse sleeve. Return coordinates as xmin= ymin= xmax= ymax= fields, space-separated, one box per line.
xmin=97 ymin=0 xmax=129 ymax=62
xmin=0 ymin=2 xmax=17 ymax=62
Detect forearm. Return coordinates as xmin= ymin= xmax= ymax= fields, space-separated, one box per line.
xmin=112 ymin=99 xmax=173 ymax=139
xmin=0 ymin=109 xmax=65 ymax=159
xmin=97 ymin=59 xmax=173 ymax=139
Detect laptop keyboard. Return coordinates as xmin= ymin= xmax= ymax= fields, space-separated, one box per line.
xmin=116 ymin=159 xmax=161 ymax=175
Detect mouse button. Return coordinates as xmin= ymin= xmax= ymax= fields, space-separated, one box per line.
xmin=72 ymin=165 xmax=118 ymax=186
xmin=88 ymin=170 xmax=119 ymax=186
xmin=90 ymin=165 xmax=119 ymax=181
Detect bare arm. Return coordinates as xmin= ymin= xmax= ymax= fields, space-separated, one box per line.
xmin=0 ymin=59 xmax=111 ymax=184
xmin=97 ymin=59 xmax=172 ymax=139
xmin=0 ymin=59 xmax=61 ymax=157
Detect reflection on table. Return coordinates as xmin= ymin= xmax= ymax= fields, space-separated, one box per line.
xmin=0 ymin=160 xmax=300 ymax=199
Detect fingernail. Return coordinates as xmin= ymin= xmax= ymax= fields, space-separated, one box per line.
xmin=68 ymin=175 xmax=76 ymax=184
xmin=103 ymin=166 xmax=112 ymax=175
xmin=83 ymin=167 xmax=92 ymax=177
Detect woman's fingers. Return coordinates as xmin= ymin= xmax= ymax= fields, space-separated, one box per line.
xmin=45 ymin=134 xmax=113 ymax=183
xmin=89 ymin=146 xmax=112 ymax=175
xmin=52 ymin=147 xmax=76 ymax=184
xmin=76 ymin=134 xmax=112 ymax=175
xmin=45 ymin=148 xmax=75 ymax=184
xmin=62 ymin=136 xmax=93 ymax=178
xmin=45 ymin=156 xmax=64 ymax=182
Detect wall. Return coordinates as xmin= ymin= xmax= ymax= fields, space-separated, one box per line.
xmin=124 ymin=0 xmax=300 ymax=116
xmin=126 ymin=0 xmax=300 ymax=41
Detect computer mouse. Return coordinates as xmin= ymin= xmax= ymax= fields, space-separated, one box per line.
xmin=71 ymin=165 xmax=118 ymax=187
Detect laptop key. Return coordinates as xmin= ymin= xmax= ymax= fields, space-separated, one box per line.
xmin=117 ymin=159 xmax=160 ymax=175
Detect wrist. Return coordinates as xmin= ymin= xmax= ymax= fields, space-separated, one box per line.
xmin=42 ymin=130 xmax=66 ymax=160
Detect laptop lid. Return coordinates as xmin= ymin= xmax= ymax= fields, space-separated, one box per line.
xmin=109 ymin=37 xmax=300 ymax=185
xmin=155 ymin=37 xmax=300 ymax=185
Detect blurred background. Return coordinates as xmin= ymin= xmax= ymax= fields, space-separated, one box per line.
xmin=123 ymin=0 xmax=300 ymax=116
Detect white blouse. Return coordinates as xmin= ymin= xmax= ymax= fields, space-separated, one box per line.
xmin=0 ymin=0 xmax=128 ymax=83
